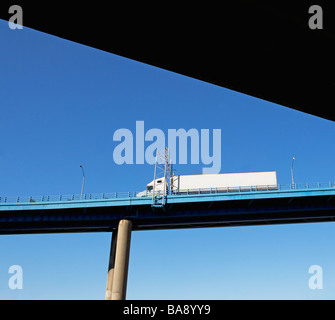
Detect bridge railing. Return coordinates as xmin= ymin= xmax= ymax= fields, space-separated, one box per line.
xmin=0 ymin=182 xmax=334 ymax=204
xmin=0 ymin=192 xmax=139 ymax=204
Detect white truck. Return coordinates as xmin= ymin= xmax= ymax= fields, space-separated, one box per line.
xmin=137 ymin=171 xmax=278 ymax=196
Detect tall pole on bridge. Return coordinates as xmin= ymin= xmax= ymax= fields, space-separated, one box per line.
xmin=80 ymin=165 xmax=85 ymax=200
xmin=291 ymin=157 xmax=295 ymax=188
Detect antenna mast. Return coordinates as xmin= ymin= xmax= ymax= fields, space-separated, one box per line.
xmin=151 ymin=147 xmax=173 ymax=207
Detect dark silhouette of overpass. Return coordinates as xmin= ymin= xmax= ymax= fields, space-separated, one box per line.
xmin=1 ymin=1 xmax=335 ymax=121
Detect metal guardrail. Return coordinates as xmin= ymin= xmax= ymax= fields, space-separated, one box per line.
xmin=0 ymin=192 xmax=139 ymax=204
xmin=0 ymin=182 xmax=334 ymax=204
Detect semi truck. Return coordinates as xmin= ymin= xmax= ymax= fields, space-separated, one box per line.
xmin=137 ymin=171 xmax=278 ymax=197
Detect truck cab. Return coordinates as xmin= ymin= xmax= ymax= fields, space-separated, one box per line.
xmin=136 ymin=177 xmax=168 ymax=197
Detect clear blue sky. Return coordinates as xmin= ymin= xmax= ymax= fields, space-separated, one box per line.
xmin=1 ymin=19 xmax=335 ymax=300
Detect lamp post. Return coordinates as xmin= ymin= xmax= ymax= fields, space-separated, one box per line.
xmin=80 ymin=165 xmax=85 ymax=200
xmin=291 ymin=157 xmax=295 ymax=189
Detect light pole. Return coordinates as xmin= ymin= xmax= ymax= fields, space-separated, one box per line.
xmin=80 ymin=165 xmax=85 ymax=200
xmin=291 ymin=157 xmax=295 ymax=188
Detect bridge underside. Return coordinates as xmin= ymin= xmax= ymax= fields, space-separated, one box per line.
xmin=1 ymin=2 xmax=335 ymax=122
xmin=1 ymin=192 xmax=335 ymax=235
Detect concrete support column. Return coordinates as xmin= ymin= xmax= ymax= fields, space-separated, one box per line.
xmin=105 ymin=230 xmax=117 ymax=300
xmin=108 ymin=219 xmax=132 ymax=300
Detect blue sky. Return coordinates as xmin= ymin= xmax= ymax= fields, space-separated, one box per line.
xmin=1 ymin=19 xmax=335 ymax=299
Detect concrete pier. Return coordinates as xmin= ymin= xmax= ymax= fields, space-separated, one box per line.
xmin=105 ymin=230 xmax=117 ymax=300
xmin=105 ymin=219 xmax=132 ymax=300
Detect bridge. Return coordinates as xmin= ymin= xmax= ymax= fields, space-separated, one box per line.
xmin=1 ymin=182 xmax=335 ymax=235
xmin=2 ymin=182 xmax=335 ymax=299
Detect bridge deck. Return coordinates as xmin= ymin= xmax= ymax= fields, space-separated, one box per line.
xmin=1 ymin=183 xmax=335 ymax=234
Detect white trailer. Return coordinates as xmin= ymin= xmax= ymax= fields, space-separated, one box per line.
xmin=137 ymin=171 xmax=277 ymax=196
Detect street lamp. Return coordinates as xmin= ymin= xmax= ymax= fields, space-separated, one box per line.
xmin=291 ymin=157 xmax=295 ymax=188
xmin=80 ymin=165 xmax=85 ymax=200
